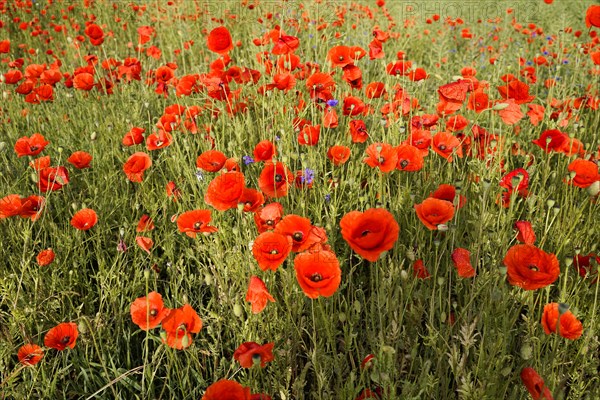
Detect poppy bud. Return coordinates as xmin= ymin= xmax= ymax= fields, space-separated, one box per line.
xmin=437 ymin=277 xmax=444 ymax=286
xmin=492 ymin=102 xmax=509 ymax=110
xmin=564 ymin=256 xmax=573 ymax=267
xmin=233 ymin=304 xmax=243 ymax=318
xmin=182 ymin=294 xmax=189 ymax=304
xmin=204 ymin=273 xmax=213 ymax=285
xmin=520 ymin=343 xmax=533 ymax=360
xmin=338 ymin=312 xmax=346 ymax=322
xmin=558 ymin=303 xmax=569 ymax=315
xmin=0 ymin=142 xmax=5 ymax=151
xmin=552 ymin=205 xmax=560 ymax=215
xmin=353 ymin=300 xmax=361 ymax=313
xmin=30 ymin=172 xmax=38 ymax=183
xmin=400 ymin=270 xmax=409 ymax=280
xmin=587 ymin=180 xmax=599 ymax=197
xmin=78 ymin=318 xmax=88 ymax=334
xmin=546 ymin=198 xmax=555 ymax=208
xmin=143 ymin=269 xmax=150 ymax=279
xmin=90 ymin=131 xmax=97 ymax=141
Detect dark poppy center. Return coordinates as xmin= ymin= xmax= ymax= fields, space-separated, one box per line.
xmin=270 ymin=249 xmax=279 ymax=255
xmin=528 ymin=264 xmax=539 ymax=272
xmin=177 ymin=323 xmax=187 ymax=332
xmin=245 ymin=202 xmax=252 ymax=207
xmin=30 ymin=145 xmax=39 ymax=151
xmin=439 ymin=145 xmax=447 ymax=151
xmin=310 ymin=273 xmax=323 ymax=282
xmin=274 ymin=174 xmax=283 ymax=183
xmin=150 ymin=309 xmax=158 ymax=317
xmin=266 ymin=220 xmax=274 ymax=226
xmin=292 ymin=232 xmax=304 ymax=242
xmin=155 ymin=140 xmax=163 ymax=146
xmin=361 ymin=230 xmax=370 ymax=237
xmin=378 ymin=157 xmax=385 ymax=163
xmin=252 ymin=353 xmax=262 ymax=363
xmin=193 ymin=222 xmax=202 ymax=230
xmin=60 ymin=336 xmax=70 ymax=345
xmin=400 ymin=160 xmax=409 ymax=168
xmin=338 ymin=56 xmax=344 ymax=61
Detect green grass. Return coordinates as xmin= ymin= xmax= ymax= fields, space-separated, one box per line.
xmin=1 ymin=0 xmax=599 ymax=398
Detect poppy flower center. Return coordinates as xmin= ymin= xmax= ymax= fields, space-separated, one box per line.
xmin=292 ymin=232 xmax=304 ymax=242
xmin=270 ymin=249 xmax=279 ymax=255
xmin=528 ymin=264 xmax=539 ymax=272
xmin=439 ymin=145 xmax=447 ymax=151
xmin=252 ymin=353 xmax=262 ymax=363
xmin=177 ymin=323 xmax=187 ymax=332
xmin=266 ymin=220 xmax=274 ymax=226
xmin=400 ymin=160 xmax=409 ymax=168
xmin=30 ymin=145 xmax=39 ymax=151
xmin=193 ymin=222 xmax=202 ymax=230
xmin=60 ymin=336 xmax=70 ymax=345
xmin=156 ymin=140 xmax=163 ymax=146
xmin=378 ymin=157 xmax=385 ymax=163
xmin=361 ymin=230 xmax=370 ymax=237
xmin=310 ymin=272 xmax=323 ymax=282
xmin=150 ymin=309 xmax=158 ymax=317
xmin=275 ymin=174 xmax=283 ymax=183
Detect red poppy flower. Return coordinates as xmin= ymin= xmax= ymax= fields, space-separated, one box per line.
xmin=196 ymin=150 xmax=227 ymax=172
xmin=497 ymin=79 xmax=535 ymax=104
xmin=403 ymin=129 xmax=431 ymax=156
xmin=122 ymin=127 xmax=145 ymax=146
xmin=514 ymin=221 xmax=536 ymax=245
xmin=204 ymin=172 xmax=245 ymax=211
xmin=532 ymin=129 xmax=569 ymax=153
xmin=327 ymin=45 xmax=354 ymax=68
xmin=413 ymin=259 xmax=431 ymax=279
xmin=38 ymin=166 xmax=69 ymax=193
xmin=520 ymin=368 xmax=554 ymax=400
xmin=161 ymin=304 xmax=202 ymax=349
xmin=258 ymin=162 xmax=293 ymax=198
xmin=540 ymin=303 xmax=583 ymax=340
xmin=146 ymin=130 xmax=173 ymax=151
xmin=84 ymin=23 xmax=104 ymax=46
xmin=272 ymin=35 xmax=299 ymax=55
xmin=432 ymin=131 xmax=463 ymax=162
xmin=130 ymin=291 xmax=171 ymax=330
xmin=202 ymin=380 xmax=251 ymax=400
xmin=586 ymin=5 xmax=600 ymax=28
xmin=298 ymin=124 xmax=321 ymax=146
xmin=136 ymin=215 xmax=155 ymax=232
xmin=567 ymin=159 xmax=599 ymax=188
xmin=29 ymin=156 xmax=51 ymax=171
xmin=166 ymin=181 xmax=182 ymax=201
xmin=14 ymin=133 xmax=49 ymax=157
xmin=234 ymin=342 xmax=275 ymax=368
xmin=253 ymin=140 xmax=276 ymax=162
xmin=0 ymin=194 xmax=22 ymax=219
xmin=364 ymin=143 xmax=398 ymax=173
xmin=430 ymin=184 xmax=466 ymax=209
xmin=246 ymin=276 xmax=275 ymax=314
xmin=17 ymin=343 xmax=44 ymax=366
xmin=123 ymin=152 xmax=152 ymax=182
xmin=44 ymin=322 xmax=78 ymax=350
xmin=36 ymin=248 xmax=55 ymax=266
xmin=67 ymin=151 xmax=92 ymax=169
xmin=136 ymin=236 xmax=154 ymax=254
xmin=239 ymin=188 xmax=265 ymax=212
xmin=339 ymin=208 xmax=399 ymax=262
xmin=414 ymin=198 xmax=455 ymax=230
xmin=254 ymin=202 xmax=284 ymax=233
xmin=73 ymin=73 xmax=95 ymax=91
xmin=252 ymin=231 xmax=292 ymax=271
xmin=395 ymin=144 xmax=424 ymax=172
xmin=177 ymin=210 xmax=218 ymax=238
xmin=275 ymin=215 xmax=327 ymax=253
xmin=349 ymin=119 xmax=369 ymax=143
xmin=451 ymin=248 xmax=476 ymax=278
xmin=503 ymin=244 xmax=560 ymax=290
xmin=327 ymin=145 xmax=351 ymax=166
xmin=70 ymin=208 xmax=98 ymax=231
xmin=207 ymin=26 xmax=234 ymax=54
xmin=294 ymin=249 xmax=342 ymax=299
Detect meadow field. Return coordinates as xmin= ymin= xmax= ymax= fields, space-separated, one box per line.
xmin=1 ymin=0 xmax=599 ymax=398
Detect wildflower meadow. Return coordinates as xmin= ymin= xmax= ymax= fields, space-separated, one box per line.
xmin=1 ymin=0 xmax=599 ymax=398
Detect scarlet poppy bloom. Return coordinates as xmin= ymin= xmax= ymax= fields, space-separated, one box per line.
xmin=14 ymin=133 xmax=49 ymax=157
xmin=252 ymin=231 xmax=292 ymax=271
xmin=166 ymin=181 xmax=183 ymax=201
xmin=73 ymin=73 xmax=95 ymax=91
xmin=122 ymin=127 xmax=145 ymax=146
xmin=497 ymin=79 xmax=535 ymax=104
xmin=585 ymin=5 xmax=600 ymax=28
xmin=540 ymin=303 xmax=583 ymax=340
xmin=136 ymin=215 xmax=155 ymax=232
xmin=254 ymin=202 xmax=284 ymax=233
xmin=67 ymin=151 xmax=92 ymax=169
xmin=503 ymin=244 xmax=560 ymax=290
xmin=30 ymin=156 xmax=51 ymax=171
xmin=36 ymin=248 xmax=55 ymax=266
xmin=196 ymin=150 xmax=227 ymax=172
xmin=294 ymin=249 xmax=342 ymax=299
xmin=297 ymin=124 xmax=321 ymax=146
xmin=365 ymin=82 xmax=386 ymax=99
xmin=253 ymin=140 xmax=276 ymax=162
xmin=238 ymin=188 xmax=264 ymax=212
xmin=404 ymin=129 xmax=431 ymax=156
xmin=16 ymin=195 xmax=43 ymax=221
xmin=207 ymin=26 xmax=234 ymax=54
xmin=349 ymin=119 xmax=369 ymax=143
xmin=130 ymin=291 xmax=171 ymax=330
xmin=161 ymin=304 xmax=202 ymax=349
xmin=272 ymin=35 xmax=299 ymax=55
xmin=38 ymin=166 xmax=69 ymax=193
xmin=520 ymin=368 xmax=554 ymax=400
xmin=245 ymin=276 xmax=275 ymax=314
xmin=430 ymin=184 xmax=466 ymax=209
xmin=0 ymin=194 xmax=22 ymax=219
xmin=451 ymin=248 xmax=476 ymax=278
xmin=327 ymin=145 xmax=351 ymax=166
xmin=364 ymin=143 xmax=398 ymax=173
xmin=532 ymin=129 xmax=569 ymax=153
xmin=339 ymin=208 xmax=399 ymax=262
xmin=567 ymin=159 xmax=599 ymax=188
xmin=395 ymin=144 xmax=424 ymax=172
xmin=202 ymin=380 xmax=251 ymax=400
xmin=146 ymin=130 xmax=173 ymax=151
xmin=70 ymin=208 xmax=97 ymax=231
xmin=432 ymin=131 xmax=463 ymax=162
xmin=123 ymin=152 xmax=152 ymax=182
xmin=136 ymin=236 xmax=154 ymax=254
xmin=205 ymin=172 xmax=245 ymax=211
xmin=17 ymin=343 xmax=44 ymax=366
xmin=258 ymin=162 xmax=293 ymax=198
xmin=327 ymin=45 xmax=354 ymax=68
xmin=84 ymin=23 xmax=104 ymax=46
xmin=514 ymin=221 xmax=536 ymax=245
xmin=177 ymin=209 xmax=218 ymax=238
xmin=275 ymin=214 xmax=328 ymax=253
xmin=413 ymin=259 xmax=431 ymax=279
xmin=44 ymin=322 xmax=78 ymax=350
xmin=414 ymin=198 xmax=455 ymax=230
xmin=233 ymin=342 xmax=275 ymax=368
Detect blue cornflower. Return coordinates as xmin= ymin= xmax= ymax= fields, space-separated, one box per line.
xmin=301 ymin=168 xmax=315 ymax=185
xmin=243 ymin=155 xmax=255 ymax=165
xmin=326 ymin=99 xmax=339 ymax=107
